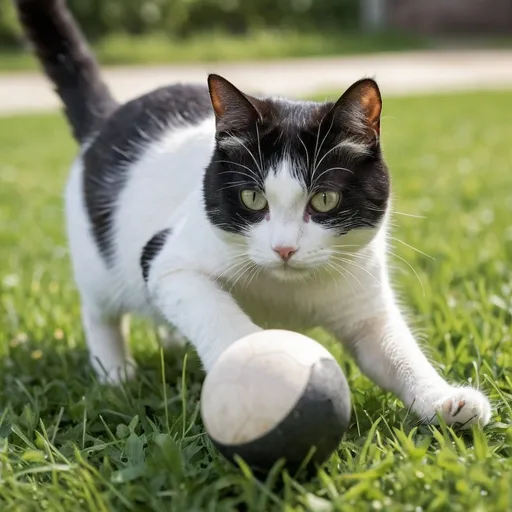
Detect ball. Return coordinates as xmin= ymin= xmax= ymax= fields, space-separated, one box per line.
xmin=200 ymin=330 xmax=351 ymax=474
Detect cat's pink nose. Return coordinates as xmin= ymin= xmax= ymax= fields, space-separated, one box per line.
xmin=273 ymin=246 xmax=297 ymax=262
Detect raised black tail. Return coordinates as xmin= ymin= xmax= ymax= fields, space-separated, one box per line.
xmin=15 ymin=0 xmax=118 ymax=143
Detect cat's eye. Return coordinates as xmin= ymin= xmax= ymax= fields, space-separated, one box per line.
xmin=309 ymin=191 xmax=341 ymax=213
xmin=240 ymin=190 xmax=268 ymax=211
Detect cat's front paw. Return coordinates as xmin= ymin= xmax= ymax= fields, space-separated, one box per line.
xmin=428 ymin=387 xmax=491 ymax=428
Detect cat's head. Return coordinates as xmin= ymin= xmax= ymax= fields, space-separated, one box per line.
xmin=203 ymin=75 xmax=390 ymax=281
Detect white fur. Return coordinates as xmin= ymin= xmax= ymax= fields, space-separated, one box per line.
xmin=66 ymin=115 xmax=491 ymax=427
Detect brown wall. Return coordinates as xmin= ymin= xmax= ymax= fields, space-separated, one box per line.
xmin=388 ymin=0 xmax=512 ymax=34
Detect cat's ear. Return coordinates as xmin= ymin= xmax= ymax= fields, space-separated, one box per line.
xmin=208 ymin=74 xmax=263 ymax=133
xmin=328 ymin=78 xmax=382 ymax=143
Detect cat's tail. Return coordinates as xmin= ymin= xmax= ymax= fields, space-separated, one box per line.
xmin=15 ymin=0 xmax=118 ymax=143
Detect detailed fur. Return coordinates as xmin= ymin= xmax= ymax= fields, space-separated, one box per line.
xmin=16 ymin=0 xmax=491 ymax=428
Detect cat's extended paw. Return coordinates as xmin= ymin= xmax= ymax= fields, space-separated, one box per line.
xmin=429 ymin=387 xmax=491 ymax=428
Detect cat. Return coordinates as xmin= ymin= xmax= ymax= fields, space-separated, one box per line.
xmin=16 ymin=0 xmax=491 ymax=428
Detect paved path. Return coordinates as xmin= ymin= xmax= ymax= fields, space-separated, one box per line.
xmin=1 ymin=49 xmax=512 ymax=116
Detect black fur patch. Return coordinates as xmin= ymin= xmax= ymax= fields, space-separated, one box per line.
xmin=83 ymin=84 xmax=212 ymax=264
xmin=140 ymin=228 xmax=172 ymax=282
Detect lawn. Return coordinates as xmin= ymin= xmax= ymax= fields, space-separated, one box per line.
xmin=0 ymin=30 xmax=428 ymax=73
xmin=0 ymin=90 xmax=511 ymax=511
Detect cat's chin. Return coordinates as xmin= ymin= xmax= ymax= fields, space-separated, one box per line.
xmin=266 ymin=264 xmax=316 ymax=282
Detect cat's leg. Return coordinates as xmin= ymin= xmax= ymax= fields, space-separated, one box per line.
xmin=64 ymin=154 xmax=137 ymax=383
xmin=82 ymin=306 xmax=136 ymax=383
xmin=147 ymin=271 xmax=261 ymax=371
xmin=329 ymin=296 xmax=491 ymax=427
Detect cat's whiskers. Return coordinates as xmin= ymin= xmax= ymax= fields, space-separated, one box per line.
xmin=243 ymin=263 xmax=263 ymax=289
xmin=297 ymin=134 xmax=310 ymax=172
xmin=219 ymin=181 xmax=255 ymax=192
xmin=213 ymin=256 xmax=246 ymax=273
xmin=325 ymin=261 xmax=354 ymax=295
xmin=226 ymin=245 xmax=251 ymax=254
xmin=386 ymin=249 xmax=425 ymax=296
xmin=311 ymin=115 xmax=336 ymax=183
xmin=228 ymin=260 xmax=259 ymax=292
xmin=317 ymin=115 xmax=335 ymax=161
xmin=312 ymin=122 xmax=321 ymax=163
xmin=215 ymin=159 xmax=258 ymax=175
xmin=227 ymin=241 xmax=250 ymax=248
xmin=330 ymin=248 xmax=373 ymax=262
xmin=329 ymin=244 xmax=365 ymax=249
xmin=321 ymin=264 xmax=338 ymax=294
xmin=327 ymin=260 xmax=364 ymax=291
xmin=233 ymin=213 xmax=253 ymax=235
xmin=392 ymin=211 xmax=426 ymax=219
xmin=210 ymin=249 xmax=249 ymax=273
xmin=254 ymin=121 xmax=264 ymax=173
xmin=222 ymin=250 xmax=251 ymax=265
xmin=222 ymin=250 xmax=249 ymax=263
xmin=332 ymin=210 xmax=358 ymax=224
xmin=311 ymin=166 xmax=354 ymax=191
xmin=313 ymin=140 xmax=355 ymax=175
xmin=213 ymin=257 xmax=251 ymax=284
xmin=216 ymin=261 xmax=247 ymax=282
xmin=234 ymin=262 xmax=258 ymax=290
xmin=160 ymin=253 xmax=247 ymax=286
xmin=242 ymin=264 xmax=257 ymax=288
xmin=224 ymin=131 xmax=264 ymax=177
xmin=312 ymin=118 xmax=324 ymax=178
xmin=388 ymin=236 xmax=435 ymax=260
xmin=329 ymin=251 xmax=370 ymax=262
xmin=311 ymin=265 xmax=322 ymax=285
xmin=329 ymin=254 xmax=381 ymax=286
xmin=218 ymin=169 xmax=262 ymax=189
xmin=363 ymin=202 xmax=426 ymax=220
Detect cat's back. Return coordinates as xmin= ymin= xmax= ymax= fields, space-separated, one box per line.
xmin=76 ymin=82 xmax=214 ymax=255
xmin=66 ymin=83 xmax=217 ymax=313
xmin=83 ymin=82 xmax=214 ymax=200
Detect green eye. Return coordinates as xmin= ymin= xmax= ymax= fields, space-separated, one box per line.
xmin=240 ymin=190 xmax=268 ymax=211
xmin=310 ymin=191 xmax=341 ymax=213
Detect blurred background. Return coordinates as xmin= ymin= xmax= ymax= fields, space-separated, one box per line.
xmin=1 ymin=0 xmax=512 ymax=115
xmin=2 ymin=0 xmax=512 ymax=64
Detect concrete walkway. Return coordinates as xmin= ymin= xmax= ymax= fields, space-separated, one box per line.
xmin=1 ymin=49 xmax=512 ymax=116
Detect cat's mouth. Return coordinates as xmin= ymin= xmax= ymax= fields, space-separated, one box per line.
xmin=265 ymin=261 xmax=317 ymax=280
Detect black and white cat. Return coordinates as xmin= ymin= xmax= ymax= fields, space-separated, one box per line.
xmin=17 ymin=0 xmax=490 ymax=427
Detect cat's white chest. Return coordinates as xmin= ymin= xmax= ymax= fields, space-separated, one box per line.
xmin=225 ymin=276 xmax=325 ymax=332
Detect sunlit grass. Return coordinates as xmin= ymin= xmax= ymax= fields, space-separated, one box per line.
xmin=0 ymin=91 xmax=511 ymax=510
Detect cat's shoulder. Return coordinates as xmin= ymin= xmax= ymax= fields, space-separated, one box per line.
xmin=83 ymin=83 xmax=213 ymax=167
xmin=77 ymin=83 xmax=213 ymax=263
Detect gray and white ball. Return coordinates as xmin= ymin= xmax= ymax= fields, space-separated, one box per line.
xmin=200 ymin=330 xmax=351 ymax=474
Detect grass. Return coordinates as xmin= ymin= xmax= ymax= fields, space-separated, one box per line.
xmin=1 ymin=90 xmax=512 ymax=510
xmin=0 ymin=30 xmax=429 ymax=73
